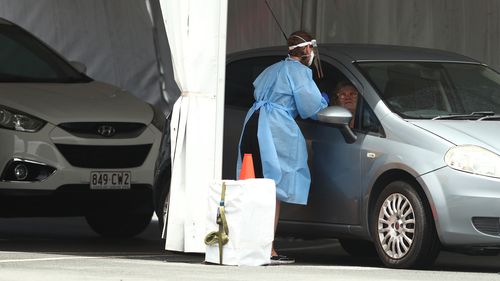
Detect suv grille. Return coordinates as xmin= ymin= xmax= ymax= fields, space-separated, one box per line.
xmin=55 ymin=144 xmax=152 ymax=168
xmin=58 ymin=122 xmax=146 ymax=138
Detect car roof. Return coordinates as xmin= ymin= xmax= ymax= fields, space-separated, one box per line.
xmin=322 ymin=44 xmax=479 ymax=63
xmin=228 ymin=43 xmax=481 ymax=65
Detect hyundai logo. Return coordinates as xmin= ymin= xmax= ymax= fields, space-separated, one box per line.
xmin=97 ymin=124 xmax=116 ymax=137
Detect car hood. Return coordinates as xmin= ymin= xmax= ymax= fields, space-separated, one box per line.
xmin=409 ymin=120 xmax=500 ymax=153
xmin=0 ymin=81 xmax=153 ymax=125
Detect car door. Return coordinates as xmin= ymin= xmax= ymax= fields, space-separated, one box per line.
xmin=280 ymin=59 xmax=385 ymax=227
xmin=280 ymin=118 xmax=363 ymax=225
xmin=278 ymin=60 xmax=363 ymax=225
xmin=281 ymin=99 xmax=383 ymax=228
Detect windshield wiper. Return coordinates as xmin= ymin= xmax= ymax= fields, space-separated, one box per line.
xmin=432 ymin=111 xmax=495 ymax=120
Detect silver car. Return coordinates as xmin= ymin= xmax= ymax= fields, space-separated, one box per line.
xmin=0 ymin=18 xmax=164 ymax=237
xmin=155 ymin=44 xmax=500 ymax=268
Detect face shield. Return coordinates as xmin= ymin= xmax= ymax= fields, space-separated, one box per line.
xmin=288 ymin=37 xmax=324 ymax=79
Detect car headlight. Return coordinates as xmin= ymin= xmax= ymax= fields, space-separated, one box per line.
xmin=0 ymin=105 xmax=46 ymax=132
xmin=149 ymin=103 xmax=166 ymax=132
xmin=444 ymin=145 xmax=500 ymax=179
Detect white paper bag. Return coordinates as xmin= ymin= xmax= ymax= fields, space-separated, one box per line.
xmin=205 ymin=179 xmax=276 ymax=266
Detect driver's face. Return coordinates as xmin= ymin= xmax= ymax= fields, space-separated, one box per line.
xmin=336 ymin=85 xmax=358 ymax=113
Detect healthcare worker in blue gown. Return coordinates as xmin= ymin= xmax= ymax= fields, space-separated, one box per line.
xmin=237 ymin=30 xmax=329 ymax=264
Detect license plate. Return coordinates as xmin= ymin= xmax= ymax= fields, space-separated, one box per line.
xmin=90 ymin=171 xmax=131 ymax=190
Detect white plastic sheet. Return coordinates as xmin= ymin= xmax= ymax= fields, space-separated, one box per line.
xmin=205 ymin=179 xmax=276 ymax=266
xmin=159 ymin=0 xmax=228 ymax=252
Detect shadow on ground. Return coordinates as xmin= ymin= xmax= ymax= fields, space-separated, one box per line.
xmin=0 ymin=217 xmax=163 ymax=254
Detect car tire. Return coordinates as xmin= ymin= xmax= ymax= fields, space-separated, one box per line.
xmin=338 ymin=239 xmax=377 ymax=258
xmin=85 ymin=211 xmax=153 ymax=238
xmin=371 ymin=180 xmax=440 ymax=268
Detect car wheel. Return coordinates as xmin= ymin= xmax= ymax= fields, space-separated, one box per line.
xmin=371 ymin=180 xmax=440 ymax=268
xmin=85 ymin=211 xmax=153 ymax=238
xmin=338 ymin=239 xmax=377 ymax=258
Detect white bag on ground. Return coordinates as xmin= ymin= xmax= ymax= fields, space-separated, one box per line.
xmin=205 ymin=179 xmax=276 ymax=266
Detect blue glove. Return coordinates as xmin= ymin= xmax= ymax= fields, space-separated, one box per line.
xmin=321 ymin=92 xmax=330 ymax=104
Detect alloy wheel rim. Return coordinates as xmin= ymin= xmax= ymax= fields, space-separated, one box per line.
xmin=377 ymin=193 xmax=416 ymax=259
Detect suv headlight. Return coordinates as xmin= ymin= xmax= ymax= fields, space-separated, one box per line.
xmin=0 ymin=105 xmax=46 ymax=132
xmin=149 ymin=103 xmax=166 ymax=132
xmin=444 ymin=145 xmax=500 ymax=179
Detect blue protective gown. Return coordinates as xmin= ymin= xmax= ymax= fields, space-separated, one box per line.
xmin=236 ymin=57 xmax=328 ymax=205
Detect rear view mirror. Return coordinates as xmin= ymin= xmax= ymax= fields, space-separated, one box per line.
xmin=317 ymin=106 xmax=357 ymax=144
xmin=70 ymin=61 xmax=87 ymax=74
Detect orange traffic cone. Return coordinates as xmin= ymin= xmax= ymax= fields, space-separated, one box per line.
xmin=239 ymin=153 xmax=256 ymax=180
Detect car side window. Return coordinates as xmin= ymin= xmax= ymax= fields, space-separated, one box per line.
xmin=226 ymin=56 xmax=351 ymax=109
xmin=315 ymin=62 xmax=384 ymax=136
xmin=315 ymin=64 xmax=351 ymax=102
xmin=225 ymin=55 xmax=384 ymax=139
xmin=225 ymin=56 xmax=282 ymax=108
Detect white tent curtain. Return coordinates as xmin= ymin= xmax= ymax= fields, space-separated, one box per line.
xmin=159 ymin=0 xmax=227 ymax=252
xmin=227 ymin=0 xmax=500 ymax=71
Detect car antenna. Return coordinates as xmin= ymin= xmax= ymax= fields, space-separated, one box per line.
xmin=264 ymin=0 xmax=288 ymax=41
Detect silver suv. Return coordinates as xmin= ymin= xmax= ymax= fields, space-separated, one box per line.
xmin=0 ymin=18 xmax=164 ymax=237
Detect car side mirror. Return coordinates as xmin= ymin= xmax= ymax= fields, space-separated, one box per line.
xmin=317 ymin=106 xmax=357 ymax=144
xmin=70 ymin=61 xmax=87 ymax=74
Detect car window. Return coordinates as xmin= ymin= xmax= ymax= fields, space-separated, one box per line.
xmin=225 ymin=56 xmax=351 ymax=109
xmin=0 ymin=24 xmax=90 ymax=83
xmin=357 ymin=61 xmax=500 ymax=119
xmin=225 ymin=56 xmax=282 ymax=108
xmin=315 ymin=63 xmax=352 ymax=103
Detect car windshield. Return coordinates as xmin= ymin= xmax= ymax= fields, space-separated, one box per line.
xmin=0 ymin=24 xmax=91 ymax=83
xmin=357 ymin=61 xmax=500 ymax=120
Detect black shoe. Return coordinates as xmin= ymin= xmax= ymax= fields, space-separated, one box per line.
xmin=269 ymin=255 xmax=295 ymax=265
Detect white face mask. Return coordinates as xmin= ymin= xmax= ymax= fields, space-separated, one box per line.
xmin=307 ymin=51 xmax=315 ymax=66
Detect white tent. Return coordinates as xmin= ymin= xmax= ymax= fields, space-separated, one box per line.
xmin=158 ymin=0 xmax=227 ymax=253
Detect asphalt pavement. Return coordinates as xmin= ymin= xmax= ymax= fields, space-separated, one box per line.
xmin=0 ymin=216 xmax=499 ymax=281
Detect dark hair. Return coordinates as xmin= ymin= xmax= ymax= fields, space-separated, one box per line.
xmin=287 ymin=30 xmax=313 ymax=58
